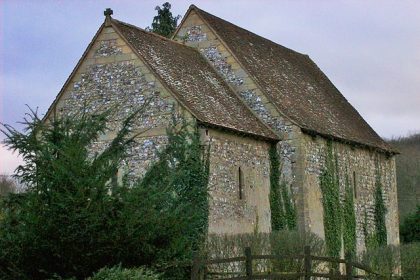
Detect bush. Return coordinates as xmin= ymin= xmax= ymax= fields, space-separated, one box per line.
xmin=88 ymin=265 xmax=160 ymax=280
xmin=0 ymin=110 xmax=208 ymax=279
xmin=361 ymin=245 xmax=399 ymax=279
xmin=400 ymin=206 xmax=420 ymax=243
xmin=203 ymin=230 xmax=325 ymax=275
xmin=361 ymin=243 xmax=420 ymax=279
xmin=400 ymin=242 xmax=420 ymax=280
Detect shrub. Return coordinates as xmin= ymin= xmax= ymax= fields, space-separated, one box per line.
xmin=400 ymin=242 xmax=420 ymax=280
xmin=361 ymin=245 xmax=399 ymax=279
xmin=203 ymin=230 xmax=325 ymax=275
xmin=400 ymin=206 xmax=420 ymax=243
xmin=88 ymin=265 xmax=160 ymax=280
xmin=361 ymin=243 xmax=420 ymax=279
xmin=0 ymin=110 xmax=208 ymax=279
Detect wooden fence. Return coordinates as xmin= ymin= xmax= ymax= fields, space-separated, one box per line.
xmin=191 ymin=246 xmax=381 ymax=280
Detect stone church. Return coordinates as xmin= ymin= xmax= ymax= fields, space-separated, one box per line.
xmin=45 ymin=5 xmax=399 ymax=254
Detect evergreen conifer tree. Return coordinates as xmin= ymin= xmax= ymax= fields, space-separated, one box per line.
xmin=150 ymin=2 xmax=181 ymax=37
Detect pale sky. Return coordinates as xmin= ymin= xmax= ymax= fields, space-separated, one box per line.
xmin=1 ymin=0 xmax=419 ymax=175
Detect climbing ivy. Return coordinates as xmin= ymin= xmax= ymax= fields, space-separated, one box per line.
xmin=363 ymin=210 xmax=379 ymax=251
xmin=319 ymin=141 xmax=342 ymax=259
xmin=269 ymin=144 xmax=296 ymax=230
xmin=374 ymin=159 xmax=387 ymax=247
xmin=343 ymin=172 xmax=356 ymax=259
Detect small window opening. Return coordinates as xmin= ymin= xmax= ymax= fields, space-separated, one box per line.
xmin=205 ymin=129 xmax=209 ymax=136
xmin=238 ymin=167 xmax=244 ymax=200
xmin=353 ymin=171 xmax=357 ymax=199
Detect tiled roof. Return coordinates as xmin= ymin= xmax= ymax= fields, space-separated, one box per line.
xmin=112 ymin=19 xmax=278 ymax=141
xmin=191 ymin=6 xmax=394 ymax=153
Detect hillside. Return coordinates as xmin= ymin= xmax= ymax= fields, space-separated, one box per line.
xmin=388 ymin=134 xmax=420 ymax=220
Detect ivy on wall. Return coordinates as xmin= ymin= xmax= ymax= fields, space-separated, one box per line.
xmin=269 ymin=144 xmax=296 ymax=230
xmin=319 ymin=141 xmax=342 ymax=259
xmin=320 ymin=142 xmax=388 ymax=260
xmin=374 ymin=159 xmax=387 ymax=247
xmin=343 ymin=172 xmax=356 ymax=259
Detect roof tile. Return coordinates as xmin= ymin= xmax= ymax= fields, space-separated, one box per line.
xmin=192 ymin=7 xmax=393 ymax=152
xmin=112 ymin=19 xmax=278 ymax=140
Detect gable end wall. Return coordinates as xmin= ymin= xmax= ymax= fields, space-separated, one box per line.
xmin=53 ymin=25 xmax=184 ymax=180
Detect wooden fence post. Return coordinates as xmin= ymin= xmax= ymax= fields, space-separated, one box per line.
xmin=345 ymin=254 xmax=353 ymax=280
xmin=245 ymin=247 xmax=253 ymax=279
xmin=304 ymin=245 xmax=312 ymax=280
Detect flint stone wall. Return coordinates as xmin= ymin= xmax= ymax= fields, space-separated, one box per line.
xmin=176 ymin=10 xmax=399 ymax=252
xmin=205 ymin=128 xmax=272 ymax=235
xmin=55 ymin=26 xmax=177 ymax=180
xmin=176 ymin=10 xmax=302 ymax=230
xmin=302 ymin=134 xmax=399 ymax=253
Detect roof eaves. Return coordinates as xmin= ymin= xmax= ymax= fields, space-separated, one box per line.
xmin=301 ymin=127 xmax=398 ymax=156
xmin=198 ymin=120 xmax=279 ymax=142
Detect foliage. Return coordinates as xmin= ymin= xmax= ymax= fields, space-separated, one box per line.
xmin=361 ymin=243 xmax=420 ymax=280
xmin=388 ymin=134 xmax=420 ymax=220
xmin=137 ymin=119 xmax=209 ymax=279
xmin=150 ymin=2 xmax=181 ymax=38
xmin=269 ymin=144 xmax=296 ymax=230
xmin=0 ymin=174 xmax=17 ymax=196
xmin=400 ymin=205 xmax=420 ymax=243
xmin=343 ymin=173 xmax=357 ymax=259
xmin=204 ymin=230 xmax=325 ymax=274
xmin=0 ymin=110 xmax=209 ymax=280
xmin=319 ymin=141 xmax=342 ymax=261
xmin=87 ymin=265 xmax=160 ymax=280
xmin=361 ymin=245 xmax=399 ymax=279
xmin=269 ymin=144 xmax=284 ymax=230
xmin=363 ymin=210 xmax=380 ymax=251
xmin=400 ymin=242 xmax=420 ymax=280
xmin=374 ymin=160 xmax=387 ymax=247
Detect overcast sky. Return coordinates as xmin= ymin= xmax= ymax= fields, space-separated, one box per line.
xmin=1 ymin=0 xmax=419 ymax=174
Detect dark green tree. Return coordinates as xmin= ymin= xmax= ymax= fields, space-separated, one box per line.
xmin=150 ymin=2 xmax=181 ymax=37
xmin=400 ymin=205 xmax=420 ymax=243
xmin=0 ymin=109 xmax=209 ymax=279
xmin=0 ymin=175 xmax=17 ymax=196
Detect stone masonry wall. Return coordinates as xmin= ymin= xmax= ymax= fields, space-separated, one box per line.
xmin=204 ymin=128 xmax=272 ymax=235
xmin=302 ymin=134 xmax=399 ymax=253
xmin=175 ymin=10 xmax=305 ymax=230
xmin=176 ymin=12 xmax=399 ymax=250
xmin=54 ymin=25 xmax=179 ymax=181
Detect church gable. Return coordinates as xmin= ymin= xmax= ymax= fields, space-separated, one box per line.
xmin=174 ymin=7 xmax=296 ymax=137
xmin=49 ymin=23 xmax=179 ymax=135
xmin=178 ymin=5 xmax=394 ymax=154
xmin=112 ymin=19 xmax=278 ymax=140
xmin=48 ymin=22 xmax=183 ymax=179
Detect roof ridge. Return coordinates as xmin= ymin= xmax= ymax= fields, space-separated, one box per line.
xmin=111 ymin=18 xmax=190 ymax=48
xmin=185 ymin=5 xmax=394 ymax=153
xmin=190 ymin=5 xmax=308 ymax=57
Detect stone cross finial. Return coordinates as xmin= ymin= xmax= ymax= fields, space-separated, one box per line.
xmin=104 ymin=8 xmax=113 ymax=17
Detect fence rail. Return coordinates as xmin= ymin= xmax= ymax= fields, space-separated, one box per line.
xmin=191 ymin=245 xmax=381 ymax=280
